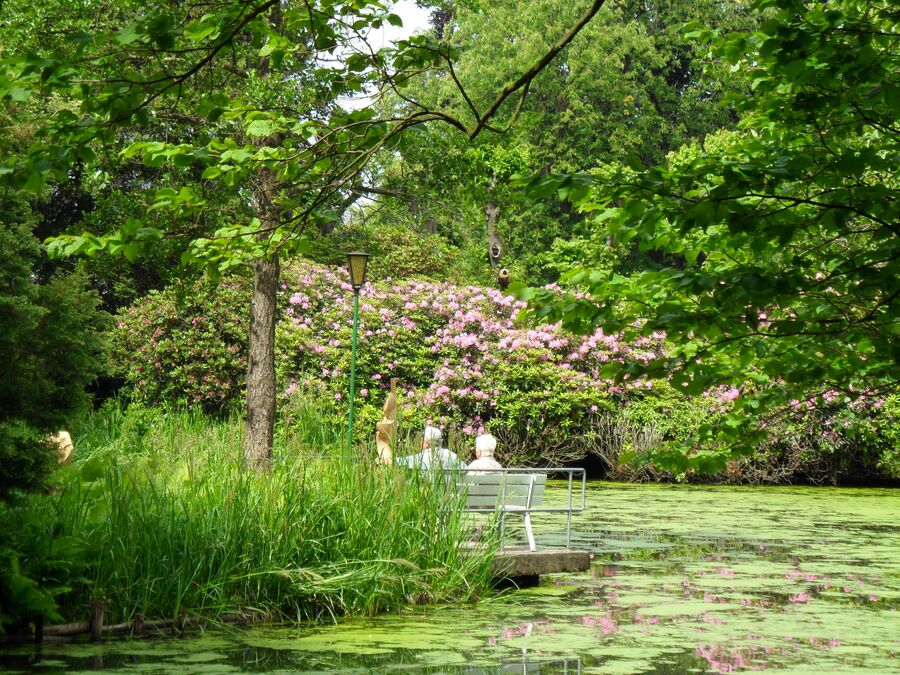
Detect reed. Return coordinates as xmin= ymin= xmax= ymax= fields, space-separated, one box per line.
xmin=38 ymin=403 xmax=496 ymax=626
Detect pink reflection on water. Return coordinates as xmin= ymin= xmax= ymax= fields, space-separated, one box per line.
xmin=696 ymin=643 xmax=768 ymax=672
xmin=495 ymin=620 xmax=550 ymax=642
xmin=581 ymin=611 xmax=618 ymax=635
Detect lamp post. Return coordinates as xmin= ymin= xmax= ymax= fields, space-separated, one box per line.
xmin=346 ymin=251 xmax=369 ymax=456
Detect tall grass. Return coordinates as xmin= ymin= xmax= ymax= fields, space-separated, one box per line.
xmin=34 ymin=402 xmax=496 ymax=625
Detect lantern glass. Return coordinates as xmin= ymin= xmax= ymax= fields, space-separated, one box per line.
xmin=347 ymin=251 xmax=370 ymax=289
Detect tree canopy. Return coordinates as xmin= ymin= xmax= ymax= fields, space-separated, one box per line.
xmin=351 ymin=0 xmax=752 ymax=285
xmin=515 ymin=0 xmax=899 ymax=469
xmin=0 ymin=0 xmax=607 ymax=469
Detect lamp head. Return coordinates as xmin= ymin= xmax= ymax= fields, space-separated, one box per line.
xmin=347 ymin=251 xmax=370 ymax=290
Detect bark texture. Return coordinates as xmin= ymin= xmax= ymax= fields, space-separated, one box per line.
xmin=244 ymin=252 xmax=279 ymax=472
xmin=244 ymin=165 xmax=280 ymax=472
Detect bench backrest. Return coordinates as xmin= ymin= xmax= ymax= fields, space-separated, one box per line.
xmin=459 ymin=473 xmax=547 ymax=511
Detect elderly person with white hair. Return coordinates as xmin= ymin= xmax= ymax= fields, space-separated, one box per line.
xmin=467 ymin=433 xmax=502 ymax=473
xmin=395 ymin=425 xmax=464 ymax=470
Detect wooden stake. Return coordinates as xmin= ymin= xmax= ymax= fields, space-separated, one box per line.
xmin=89 ymin=600 xmax=105 ymax=642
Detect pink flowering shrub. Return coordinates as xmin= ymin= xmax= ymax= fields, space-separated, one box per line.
xmin=275 ymin=262 xmax=707 ymax=464
xmin=745 ymin=391 xmax=900 ymax=483
xmin=112 ymin=279 xmax=249 ymax=412
xmin=112 ymin=262 xmax=900 ymax=478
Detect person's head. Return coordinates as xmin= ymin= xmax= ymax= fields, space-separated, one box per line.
xmin=423 ymin=425 xmax=442 ymax=450
xmin=475 ymin=433 xmax=497 ymax=460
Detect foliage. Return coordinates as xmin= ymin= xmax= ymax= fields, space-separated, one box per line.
xmin=273 ymin=264 xmax=699 ymax=465
xmin=0 ymin=203 xmax=107 ymax=634
xmin=0 ymin=0 xmax=605 ymax=278
xmin=876 ymin=395 xmax=900 ymax=478
xmin=515 ymin=0 xmax=900 ymax=469
xmin=1 ymin=0 xmax=607 ymax=466
xmin=6 ymin=403 xmax=496 ymax=628
xmin=0 ymin=0 xmax=203 ymax=311
xmin=113 ymin=260 xmax=898 ymax=480
xmin=112 ymin=279 xmax=250 ymax=413
xmin=116 ymin=262 xmax=726 ymax=465
xmin=305 ymin=221 xmax=462 ymax=282
xmin=0 ymin=504 xmax=65 ymax=635
xmin=0 ymin=215 xmax=108 ymax=501
xmin=360 ymin=0 xmax=753 ymax=286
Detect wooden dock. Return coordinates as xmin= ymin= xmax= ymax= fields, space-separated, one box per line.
xmin=489 ymin=546 xmax=591 ymax=583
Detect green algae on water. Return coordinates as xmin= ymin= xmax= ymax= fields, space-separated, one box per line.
xmin=3 ymin=483 xmax=899 ymax=674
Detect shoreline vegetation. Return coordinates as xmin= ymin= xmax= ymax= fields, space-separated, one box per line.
xmin=1 ymin=404 xmax=498 ymax=643
xmin=114 ymin=263 xmax=900 ymax=487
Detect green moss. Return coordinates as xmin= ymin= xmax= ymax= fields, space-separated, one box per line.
xmin=5 ymin=482 xmax=899 ymax=674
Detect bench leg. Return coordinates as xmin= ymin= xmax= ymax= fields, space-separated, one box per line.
xmin=524 ymin=513 xmax=536 ymax=552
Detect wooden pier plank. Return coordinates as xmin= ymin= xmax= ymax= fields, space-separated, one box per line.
xmin=491 ymin=546 xmax=591 ymax=579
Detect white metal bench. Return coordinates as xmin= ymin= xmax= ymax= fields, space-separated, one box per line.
xmin=456 ymin=468 xmax=585 ymax=552
xmin=459 ymin=472 xmax=547 ymax=551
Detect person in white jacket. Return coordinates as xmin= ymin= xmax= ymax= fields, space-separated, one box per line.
xmin=396 ymin=425 xmax=463 ymax=470
xmin=467 ymin=433 xmax=502 ymax=473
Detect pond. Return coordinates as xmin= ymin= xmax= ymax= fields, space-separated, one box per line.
xmin=3 ymin=483 xmax=899 ymax=673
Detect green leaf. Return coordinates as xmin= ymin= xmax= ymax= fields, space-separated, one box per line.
xmin=9 ymin=87 xmax=31 ymax=102
xmin=116 ymin=24 xmax=142 ymax=45
xmin=245 ymin=119 xmax=279 ymax=137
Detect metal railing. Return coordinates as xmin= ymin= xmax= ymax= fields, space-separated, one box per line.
xmin=452 ymin=467 xmax=586 ymax=549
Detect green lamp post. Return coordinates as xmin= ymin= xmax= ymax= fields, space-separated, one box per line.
xmin=346 ymin=251 xmax=370 ymax=455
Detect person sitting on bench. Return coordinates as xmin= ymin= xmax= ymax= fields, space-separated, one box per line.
xmin=396 ymin=425 xmax=463 ymax=469
xmin=467 ymin=433 xmax=502 ymax=473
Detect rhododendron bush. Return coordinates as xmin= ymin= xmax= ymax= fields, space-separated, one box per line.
xmin=113 ymin=262 xmax=899 ymax=479
xmin=114 ymin=281 xmax=249 ymax=412
xmin=275 ymin=263 xmax=704 ymax=465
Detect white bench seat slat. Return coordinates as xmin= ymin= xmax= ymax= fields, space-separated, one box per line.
xmin=462 ymin=482 xmax=546 ymax=495
xmin=459 ymin=474 xmax=547 ymax=487
xmin=463 ymin=488 xmax=545 ymax=503
xmin=466 ymin=496 xmax=516 ymax=508
xmin=457 ymin=471 xmax=547 ymax=551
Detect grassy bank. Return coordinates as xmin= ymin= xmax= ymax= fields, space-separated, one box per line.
xmin=6 ymin=403 xmax=496 ymax=631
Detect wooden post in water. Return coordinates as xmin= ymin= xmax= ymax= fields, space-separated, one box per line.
xmin=89 ymin=600 xmax=105 ymax=642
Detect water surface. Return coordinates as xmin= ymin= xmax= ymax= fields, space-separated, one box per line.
xmin=4 ymin=483 xmax=899 ymax=673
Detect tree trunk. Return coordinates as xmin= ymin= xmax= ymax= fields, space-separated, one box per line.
xmin=244 ymin=253 xmax=279 ymax=472
xmin=244 ymin=166 xmax=280 ymax=472
xmin=485 ymin=200 xmax=503 ymax=270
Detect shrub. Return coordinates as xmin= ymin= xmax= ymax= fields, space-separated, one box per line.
xmin=115 ymin=261 xmax=899 ymax=482
xmin=112 ymin=278 xmax=249 ymax=413
xmin=0 ymin=214 xmax=107 ymax=634
xmin=274 ymin=263 xmax=709 ymax=465
xmin=876 ymin=395 xmax=900 ymax=479
xmin=305 ymin=222 xmax=461 ymax=282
